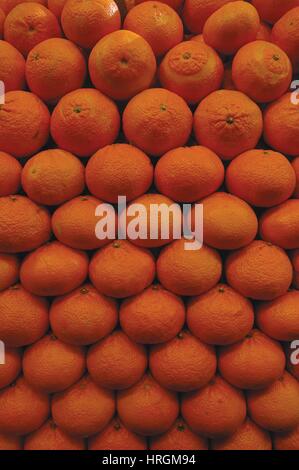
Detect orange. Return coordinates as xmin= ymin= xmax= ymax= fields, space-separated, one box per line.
xmin=157 ymin=239 xmax=222 ymax=296
xmin=120 ymin=284 xmax=185 ymax=344
xmin=0 ymin=91 xmax=50 ymax=158
xmin=20 ymin=241 xmax=89 ymax=297
xmin=150 ymin=418 xmax=208 ymax=450
xmin=117 ymin=373 xmax=179 ymax=436
xmin=126 ymin=193 xmax=182 ymax=248
xmin=256 ymin=291 xmax=299 ymax=342
xmin=225 ymin=240 xmax=293 ymax=300
xmin=271 ymin=6 xmax=299 ymax=72
xmin=182 ymin=375 xmax=246 ymax=438
xmin=123 ymin=1 xmax=183 ymax=57
xmin=247 ymin=371 xmax=299 ymax=432
xmin=0 ymin=347 xmax=21 ymax=389
xmin=203 ymin=1 xmax=260 ymax=55
xmin=260 ymin=200 xmax=299 ymax=249
xmin=87 ymin=330 xmax=147 ymax=389
xmin=149 ymin=330 xmax=216 ymax=392
xmin=135 ymin=0 xmax=183 ymax=11
xmin=155 ymin=146 xmax=224 ymax=203
xmin=232 ymin=40 xmax=292 ymax=103
xmin=190 ymin=33 xmax=205 ymax=44
xmin=89 ymin=30 xmax=156 ymax=101
xmin=186 ymin=284 xmax=254 ymax=346
xmin=48 ymin=0 xmax=67 ymax=17
xmin=61 ymin=0 xmax=121 ymax=49
xmin=193 ymin=90 xmax=263 ymax=160
xmin=196 ymin=192 xmax=258 ymax=250
xmin=182 ymin=0 xmax=238 ymax=35
xmin=50 ymin=284 xmax=118 ymax=346
xmin=89 ymin=240 xmax=155 ymax=298
xmin=0 ymin=0 xmax=47 ymax=14
xmin=23 ymin=334 xmax=86 ymax=393
xmin=252 ymin=0 xmax=299 ymax=24
xmin=0 ymin=376 xmax=49 ymax=435
xmin=52 ymin=375 xmax=115 ymax=437
xmin=293 ymin=157 xmax=299 ymax=198
xmin=26 ymin=38 xmax=86 ymax=104
xmin=264 ymin=93 xmax=299 ymax=156
xmin=24 ymin=419 xmax=85 ymax=450
xmin=212 ymin=418 xmax=272 ymax=450
xmin=219 ymin=329 xmax=286 ymax=389
xmin=86 ymin=144 xmax=154 ymax=203
xmin=21 ymin=149 xmax=85 ymax=206
xmin=291 ymin=250 xmax=299 ymax=289
xmin=50 ymin=88 xmax=120 ymax=158
xmin=256 ymin=22 xmax=271 ymax=41
xmin=52 ymin=195 xmax=113 ymax=250
xmin=0 ymin=195 xmax=51 ymax=253
xmin=0 ymin=8 xmax=4 ymax=37
xmin=0 ymin=433 xmax=22 ymax=450
xmin=159 ymin=40 xmax=223 ymax=104
xmin=0 ymin=152 xmax=21 ymax=196
xmin=123 ymin=88 xmax=193 ymax=157
xmin=0 ymin=40 xmax=25 ymax=91
xmin=273 ymin=425 xmax=299 ymax=450
xmin=0 ymin=254 xmax=19 ymax=291
xmin=0 ymin=285 xmax=48 ymax=347
xmin=88 ymin=418 xmax=147 ymax=450
xmin=226 ymin=149 xmax=296 ymax=207
xmin=4 ymin=3 xmax=61 ymax=56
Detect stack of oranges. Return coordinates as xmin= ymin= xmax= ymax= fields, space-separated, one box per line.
xmin=0 ymin=0 xmax=299 ymax=451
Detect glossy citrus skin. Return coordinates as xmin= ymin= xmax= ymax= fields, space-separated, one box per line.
xmin=120 ymin=284 xmax=185 ymax=344
xmin=124 ymin=1 xmax=183 ymax=57
xmin=25 ymin=38 xmax=86 ymax=104
xmin=61 ymin=0 xmax=121 ymax=49
xmin=155 ymin=146 xmax=224 ymax=203
xmin=123 ymin=88 xmax=193 ymax=156
xmin=50 ymin=284 xmax=118 ymax=346
xmin=0 ymin=40 xmax=25 ymax=91
xmin=0 ymin=347 xmax=22 ymax=388
xmin=271 ymin=7 xmax=299 ymax=72
xmin=52 ymin=375 xmax=115 ymax=437
xmin=20 ymin=241 xmax=89 ymax=296
xmin=0 ymin=91 xmax=50 ymax=158
xmin=193 ymin=90 xmax=263 ymax=160
xmin=226 ymin=149 xmax=296 ymax=208
xmin=252 ymin=0 xmax=299 ymax=24
xmin=187 ymin=284 xmax=254 ymax=346
xmin=88 ymin=418 xmax=147 ymax=450
xmin=87 ymin=330 xmax=147 ymax=389
xmin=0 ymin=285 xmax=48 ymax=347
xmin=86 ymin=144 xmax=153 ymax=203
xmin=149 ymin=418 xmax=208 ymax=450
xmin=232 ymin=40 xmax=292 ymax=103
xmin=203 ymin=1 xmax=260 ymax=55
xmin=247 ymin=372 xmax=299 ymax=432
xmin=0 ymin=376 xmax=50 ymax=435
xmin=259 ymin=199 xmax=299 ymax=249
xmin=182 ymin=375 xmax=247 ymax=438
xmin=218 ymin=329 xmax=286 ymax=389
xmin=24 ymin=420 xmax=85 ymax=450
xmin=117 ymin=373 xmax=179 ymax=436
xmin=0 ymin=151 xmax=21 ymax=196
xmin=89 ymin=29 xmax=156 ymax=101
xmin=159 ymin=40 xmax=224 ymax=104
xmin=21 ymin=149 xmax=85 ymax=206
xmin=212 ymin=418 xmax=272 ymax=450
xmin=149 ymin=330 xmax=217 ymax=392
xmin=23 ymin=334 xmax=86 ymax=393
xmin=0 ymin=254 xmax=19 ymax=291
xmin=89 ymin=240 xmax=155 ymax=298
xmin=3 ymin=2 xmax=61 ymax=56
xmin=50 ymin=88 xmax=120 ymax=157
xmin=183 ymin=0 xmax=238 ymax=34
